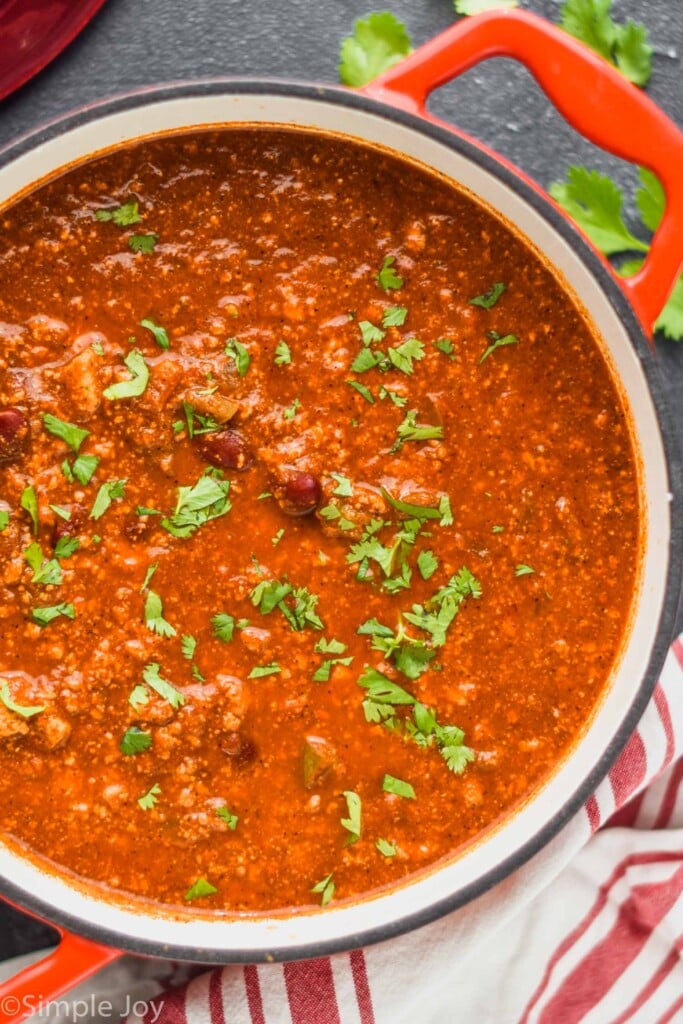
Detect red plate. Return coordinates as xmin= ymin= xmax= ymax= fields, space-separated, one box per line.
xmin=0 ymin=0 xmax=108 ymax=103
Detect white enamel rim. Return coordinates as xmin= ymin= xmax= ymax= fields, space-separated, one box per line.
xmin=0 ymin=84 xmax=679 ymax=962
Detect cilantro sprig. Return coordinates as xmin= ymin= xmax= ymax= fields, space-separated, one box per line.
xmin=339 ymin=12 xmax=412 ymax=87
xmin=162 ymin=472 xmax=231 ymax=538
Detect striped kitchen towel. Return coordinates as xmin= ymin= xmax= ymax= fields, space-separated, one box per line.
xmin=122 ymin=635 xmax=683 ymax=1024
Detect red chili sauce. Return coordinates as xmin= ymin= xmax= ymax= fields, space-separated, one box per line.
xmin=0 ymin=128 xmax=640 ymax=912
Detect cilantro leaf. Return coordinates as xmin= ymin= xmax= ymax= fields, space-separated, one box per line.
xmin=382 ymin=773 xmax=415 ymax=799
xmin=71 ymin=453 xmax=99 ymax=485
xmin=90 ymin=479 xmax=127 ymax=520
xmin=212 ymin=612 xmax=237 ymax=642
xmin=216 ymin=805 xmax=239 ymax=829
xmin=283 ymin=397 xmax=301 ymax=420
xmin=434 ymin=337 xmax=456 ymax=359
xmin=274 ymin=340 xmax=291 ymax=365
xmin=129 ymin=233 xmax=157 ymax=254
xmin=549 ymin=166 xmax=649 ymax=255
xmin=144 ymin=590 xmax=177 ymax=638
xmin=388 ymin=337 xmax=425 ymax=375
xmin=225 ymin=337 xmax=250 ymax=377
xmin=248 ymin=663 xmax=281 ymax=678
xmin=20 ymin=492 xmax=40 ymax=539
xmin=391 ymin=409 xmax=443 ymax=452
xmin=382 ymin=305 xmax=408 ymax=328
xmin=140 ymin=317 xmax=170 ymax=350
xmin=417 ymin=549 xmax=439 ymax=580
xmin=376 ymin=838 xmax=397 ymax=857
xmin=347 ymin=379 xmax=375 ymax=403
xmin=455 ymin=1 xmax=518 ymax=13
xmin=636 ymin=167 xmax=664 ymax=233
xmin=103 ymin=349 xmax=150 ymax=400
xmin=311 ymin=872 xmax=335 ymax=906
xmin=339 ymin=12 xmax=412 ymax=87
xmin=359 ymin=320 xmax=385 ymax=345
xmin=138 ymin=783 xmax=161 ymax=810
xmin=330 ymin=473 xmax=353 ymax=498
xmin=351 ymin=347 xmax=381 ymax=374
xmin=515 ymin=563 xmax=535 ymax=576
xmin=0 ymin=510 xmax=9 ymax=532
xmin=380 ymin=487 xmax=442 ymax=521
xmin=377 ymin=255 xmax=404 ymax=292
xmin=120 ymin=726 xmax=151 ymax=756
xmin=185 ymin=877 xmax=218 ymax=901
xmin=95 ymin=200 xmax=142 ymax=225
xmin=479 ymin=331 xmax=519 ymax=364
xmin=341 ymin=790 xmax=362 ymax=845
xmin=181 ymin=634 xmax=197 ymax=660
xmin=42 ymin=414 xmax=89 ymax=453
xmin=31 ymin=602 xmax=75 ymax=627
xmin=313 ymin=655 xmax=353 ymax=682
xmin=54 ymin=536 xmax=79 ymax=560
xmin=142 ymin=662 xmax=185 ymax=709
xmin=559 ymin=0 xmax=652 ymax=86
xmin=24 ymin=542 xmax=62 ymax=586
xmin=469 ymin=282 xmax=506 ymax=308
xmin=0 ymin=681 xmax=45 ymax=718
xmin=162 ymin=473 xmax=231 ymax=538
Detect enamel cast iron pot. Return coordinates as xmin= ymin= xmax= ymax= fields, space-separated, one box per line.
xmin=0 ymin=11 xmax=681 ymax=1019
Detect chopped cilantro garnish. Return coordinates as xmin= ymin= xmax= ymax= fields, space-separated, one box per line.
xmin=184 ymin=878 xmax=218 ymax=901
xmin=358 ymin=666 xmax=474 ymax=774
xmin=138 ymin=783 xmax=161 ymax=810
xmin=380 ymin=487 xmax=443 ymax=521
xmin=341 ymin=790 xmax=362 ymax=845
xmin=0 ymin=681 xmax=45 ymax=718
xmin=120 ymin=726 xmax=151 ymax=756
xmin=42 ymin=414 xmax=89 ymax=453
xmin=376 ymin=255 xmax=403 ymax=291
xmin=359 ymin=320 xmax=385 ymax=345
xmin=162 ymin=473 xmax=231 ymax=538
xmin=50 ymin=505 xmax=71 ymax=521
xmin=383 ymin=773 xmax=416 ymax=799
xmin=140 ymin=563 xmax=158 ymax=593
xmin=351 ymin=347 xmax=381 ymax=374
xmin=315 ymin=637 xmax=347 ymax=655
xmin=376 ymin=838 xmax=397 ymax=858
xmin=387 ymin=337 xmax=425 ymax=375
xmin=330 ymin=473 xmax=353 ymax=498
xmin=250 ymin=578 xmax=323 ymax=632
xmin=71 ymin=453 xmax=100 ymax=485
xmin=91 ymin=340 xmax=105 ymax=355
xmin=90 ymin=479 xmax=127 ymax=520
xmin=142 ymin=662 xmax=185 ymax=709
xmin=216 ymin=805 xmax=239 ymax=829
xmin=391 ymin=410 xmax=443 ymax=453
xmin=417 ymin=549 xmax=439 ymax=580
xmin=129 ymin=233 xmax=157 ymax=254
xmin=144 ymin=590 xmax=177 ymax=638
xmin=339 ymin=11 xmax=412 ymax=87
xmin=283 ymin=397 xmax=301 ymax=420
xmin=378 ymin=386 xmax=408 ymax=407
xmin=492 ymin=524 xmax=505 ymax=534
xmin=248 ymin=663 xmax=281 ymax=678
xmin=181 ymin=634 xmax=197 ymax=660
xmin=434 ymin=337 xmax=456 ymax=358
xmin=103 ymin=349 xmax=149 ymax=400
xmin=95 ymin=200 xmax=142 ymax=225
xmin=182 ymin=401 xmax=221 ymax=439
xmin=479 ymin=331 xmax=519 ymax=364
xmin=515 ymin=563 xmax=535 ymax=577
xmin=212 ymin=613 xmax=238 ymax=643
xmin=347 ymin=380 xmax=375 ymax=404
xmin=129 ymin=685 xmax=149 ymax=711
xmin=358 ymin=617 xmax=435 ymax=681
xmin=469 ymin=282 xmax=506 ymax=308
xmin=274 ymin=340 xmax=292 ymax=365
xmin=0 ymin=510 xmax=9 ymax=532
xmin=272 ymin=528 xmax=285 ymax=546
xmin=311 ymin=872 xmax=335 ymax=906
xmin=225 ymin=337 xmax=250 ymax=377
xmin=24 ymin=542 xmax=62 ymax=586
xmin=382 ymin=305 xmax=408 ymax=328
xmin=31 ymin=602 xmax=75 ymax=627
xmin=313 ymin=655 xmax=353 ymax=682
xmin=140 ymin=317 xmax=170 ymax=350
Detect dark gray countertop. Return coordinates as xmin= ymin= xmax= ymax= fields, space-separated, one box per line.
xmin=0 ymin=0 xmax=681 ymax=962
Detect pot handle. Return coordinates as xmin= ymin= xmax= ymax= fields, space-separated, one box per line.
xmin=362 ymin=9 xmax=683 ymax=335
xmin=0 ymin=925 xmax=119 ymax=1024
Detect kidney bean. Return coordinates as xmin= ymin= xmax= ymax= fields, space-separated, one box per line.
xmin=274 ymin=471 xmax=322 ymax=516
xmin=221 ymin=731 xmax=258 ymax=767
xmin=0 ymin=407 xmax=29 ymax=464
xmin=196 ymin=429 xmax=252 ymax=471
xmin=51 ymin=504 xmax=86 ymax=547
